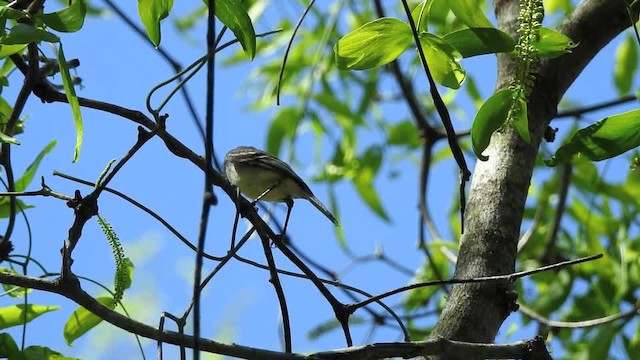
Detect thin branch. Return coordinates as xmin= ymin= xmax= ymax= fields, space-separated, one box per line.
xmin=276 ymin=0 xmax=316 ymax=105
xmin=519 ymin=302 xmax=640 ymax=329
xmin=261 ymin=236 xmax=292 ymax=352
xmin=193 ymin=1 xmax=218 ymax=357
xmin=349 ymin=254 xmax=602 ymax=311
xmin=52 ymin=171 xmax=225 ymax=261
xmin=540 ymin=163 xmax=572 ymax=263
xmin=266 ymin=241 xmax=410 ymax=340
xmin=398 ymin=0 xmax=471 ymax=232
xmin=555 ymin=94 xmax=637 ymax=119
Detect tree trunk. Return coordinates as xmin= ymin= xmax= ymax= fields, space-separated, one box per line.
xmin=428 ymin=0 xmax=637 ymax=358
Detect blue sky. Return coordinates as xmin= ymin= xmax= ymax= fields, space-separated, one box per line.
xmin=1 ymin=1 xmax=637 ymax=359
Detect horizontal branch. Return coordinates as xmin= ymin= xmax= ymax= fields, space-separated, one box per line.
xmin=352 ymin=254 xmax=603 ymax=310
xmin=0 ymin=268 xmax=552 ymax=359
xmin=519 ymin=302 xmax=640 ymax=329
xmin=555 ymin=94 xmax=637 ymax=119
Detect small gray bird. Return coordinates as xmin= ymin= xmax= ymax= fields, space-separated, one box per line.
xmin=223 ymin=146 xmax=338 ymax=236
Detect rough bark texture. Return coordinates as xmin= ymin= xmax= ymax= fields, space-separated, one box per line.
xmin=427 ymin=1 xmax=637 ymax=358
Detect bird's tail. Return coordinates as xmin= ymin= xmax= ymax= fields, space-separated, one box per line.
xmin=307 ymin=195 xmax=339 ymax=226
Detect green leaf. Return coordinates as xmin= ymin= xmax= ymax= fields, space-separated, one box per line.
xmin=465 ymin=76 xmax=483 ymax=108
xmin=308 ymin=317 xmax=366 ymax=340
xmin=534 ymin=27 xmax=577 ymax=58
xmin=15 ymin=140 xmax=56 ymax=192
xmin=137 ymin=0 xmax=173 ymax=47
xmin=326 ymin=185 xmax=347 ymax=250
xmin=0 ymin=7 xmax=26 ymax=22
xmin=207 ymin=0 xmax=256 ymax=60
xmin=471 ymin=89 xmax=514 ymax=160
xmin=0 ymin=44 xmax=26 ymax=59
xmin=0 ymin=333 xmax=19 ymax=358
xmin=353 ymin=151 xmax=389 ymax=222
xmin=64 ymin=297 xmax=116 ymax=345
xmin=544 ymin=0 xmax=573 ymax=14
xmin=266 ymin=107 xmax=300 ymax=156
xmin=0 ymin=198 xmax=33 ymax=218
xmin=418 ymin=33 xmax=465 ymax=89
xmin=361 ymin=145 xmax=383 ymax=175
xmin=0 ymin=131 xmax=17 ymax=144
xmin=530 ymin=269 xmax=572 ymax=314
xmin=19 ymin=345 xmax=79 ymax=360
xmin=614 ymin=35 xmax=638 ymax=95
xmin=411 ymin=0 xmax=432 ymax=33
xmin=448 ymin=0 xmax=493 ymax=28
xmin=58 ymin=45 xmax=83 ymax=163
xmin=387 ymin=120 xmax=420 ymax=148
xmin=545 ymin=109 xmax=640 ymax=166
xmin=41 ymin=0 xmax=87 ymax=33
xmin=589 ymin=325 xmax=615 ymax=359
xmin=0 ymin=24 xmax=59 ymax=45
xmin=334 ymin=17 xmax=412 ymax=70
xmin=511 ymin=96 xmax=530 ymax=143
xmin=0 ymin=304 xmax=59 ymax=330
xmin=0 ymin=268 xmax=31 ymax=298
xmin=313 ymin=93 xmax=353 ymax=118
xmin=0 ymin=58 xmax=14 ymax=77
xmin=443 ymin=28 xmax=515 ymax=58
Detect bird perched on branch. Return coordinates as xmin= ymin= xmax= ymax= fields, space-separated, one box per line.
xmin=223 ymin=146 xmax=338 ymax=236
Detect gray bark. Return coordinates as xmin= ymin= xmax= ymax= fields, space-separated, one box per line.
xmin=428 ymin=0 xmax=637 ymax=358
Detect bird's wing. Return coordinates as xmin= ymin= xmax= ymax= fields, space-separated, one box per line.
xmin=232 ymin=147 xmax=313 ymax=194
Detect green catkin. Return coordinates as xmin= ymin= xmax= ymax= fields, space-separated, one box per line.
xmin=97 ymin=215 xmax=127 ymax=304
xmin=509 ymin=0 xmax=544 ymax=121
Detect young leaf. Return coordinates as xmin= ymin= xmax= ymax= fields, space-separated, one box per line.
xmin=448 ymin=0 xmax=494 ymax=28
xmin=41 ymin=0 xmax=87 ymax=33
xmin=443 ymin=28 xmax=515 ymax=58
xmin=387 ymin=120 xmax=420 ymax=148
xmin=511 ymin=97 xmax=530 ymax=143
xmin=58 ymin=44 xmax=83 ymax=162
xmin=0 ymin=268 xmax=31 ymax=298
xmin=0 ymin=44 xmax=26 ymax=59
xmin=64 ymin=297 xmax=116 ymax=345
xmin=0 ymin=7 xmax=25 ymax=22
xmin=0 ymin=304 xmax=59 ymax=330
xmin=18 ymin=346 xmax=76 ymax=360
xmin=0 ymin=199 xmax=33 ymax=218
xmin=534 ymin=27 xmax=577 ymax=58
xmin=353 ymin=169 xmax=389 ymax=222
xmin=418 ymin=33 xmax=466 ymax=89
xmin=614 ymin=35 xmax=638 ymax=95
xmin=545 ymin=109 xmax=640 ymax=166
xmin=335 ymin=18 xmax=412 ymax=70
xmin=1 ymin=23 xmax=59 ymax=44
xmin=411 ymin=0 xmax=433 ymax=34
xmin=137 ymin=0 xmax=173 ymax=47
xmin=0 ymin=131 xmax=17 ymax=144
xmin=15 ymin=140 xmax=57 ymax=192
xmin=266 ymin=107 xmax=300 ymax=156
xmin=471 ymin=89 xmax=514 ymax=161
xmin=209 ymin=0 xmax=256 ymax=60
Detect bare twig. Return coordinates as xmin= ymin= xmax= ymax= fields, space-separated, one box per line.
xmin=276 ymin=0 xmax=316 ymax=105
xmin=519 ymin=302 xmax=640 ymax=329
xmin=349 ymin=254 xmax=603 ymax=311
xmin=555 ymin=94 xmax=637 ymax=119
xmin=540 ymin=163 xmax=572 ymax=263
